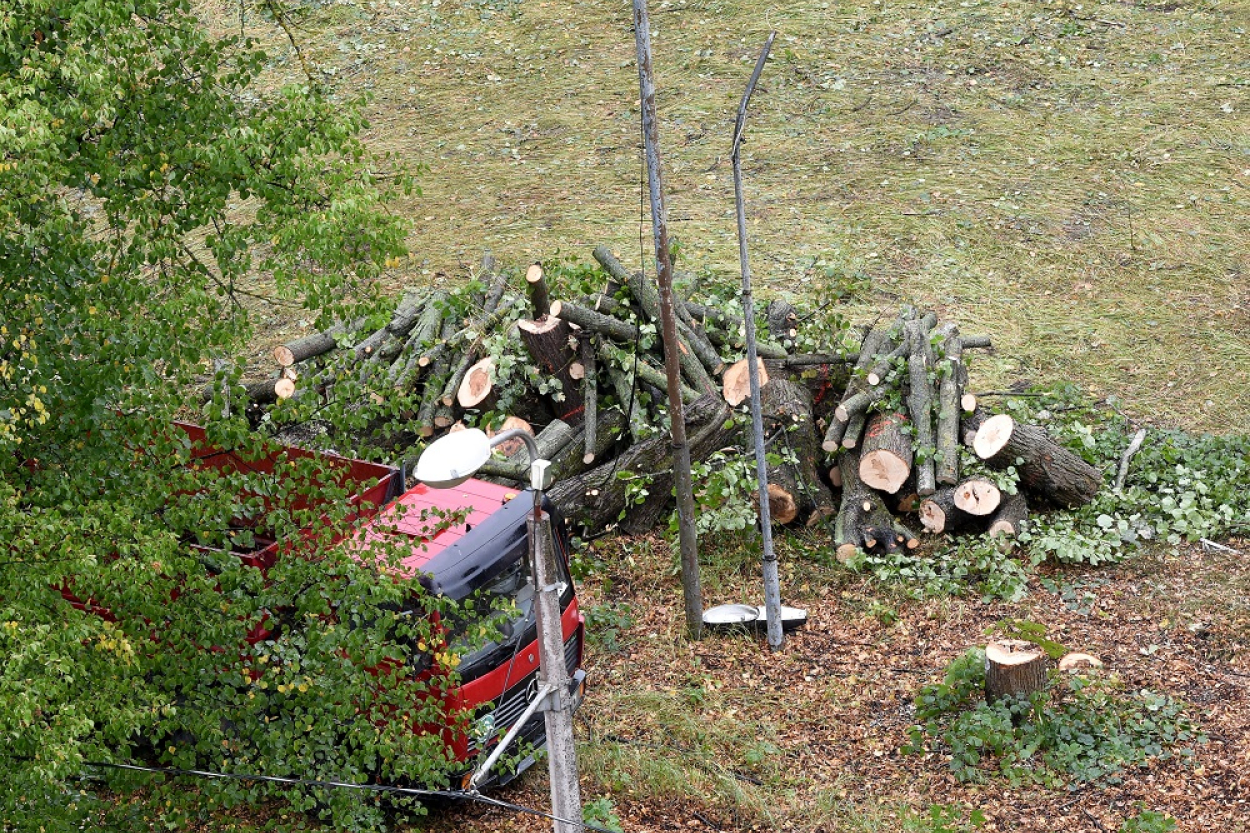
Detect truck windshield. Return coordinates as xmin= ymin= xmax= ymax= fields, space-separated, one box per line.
xmin=446 ymin=555 xmax=535 ymax=675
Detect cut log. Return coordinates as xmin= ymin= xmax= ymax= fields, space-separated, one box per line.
xmin=905 ymin=318 xmax=937 ymax=495
xmin=490 ymin=416 xmax=533 ymax=458
xmin=987 ymin=492 xmax=1029 ymax=542
xmin=935 ymin=323 xmax=963 ymax=486
xmin=526 ymin=263 xmax=550 ymax=318
xmin=274 ymin=378 xmax=296 ymax=400
xmin=757 ymin=379 xmax=835 ymax=526
xmin=919 ymin=487 xmax=978 ymax=534
xmin=273 ymin=316 xmax=369 ymax=367
xmin=456 ymin=357 xmax=497 ymax=410
xmin=722 ymin=358 xmax=769 ymax=407
xmin=549 ymin=300 xmax=639 ymax=343
xmin=200 ymin=378 xmax=282 ymax=406
xmin=549 ymin=393 xmax=733 ymax=534
xmin=858 ymin=411 xmax=913 ymax=494
xmin=953 ymin=477 xmax=1001 ymax=516
xmin=766 ymin=299 xmax=798 ymax=344
xmin=972 ymin=413 xmax=1101 ymax=508
xmin=518 ymin=315 xmax=586 ymax=423
xmin=985 ymin=639 xmax=1049 ymax=704
xmin=834 ymin=451 xmax=918 ymax=562
xmin=1058 ymin=652 xmax=1104 ymax=672
xmin=840 ymin=408 xmax=869 ymax=451
xmin=580 ymin=335 xmax=599 ymax=464
xmin=477 ymin=419 xmax=577 ymax=483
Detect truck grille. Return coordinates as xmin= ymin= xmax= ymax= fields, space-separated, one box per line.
xmin=465 ymin=633 xmax=582 ymax=756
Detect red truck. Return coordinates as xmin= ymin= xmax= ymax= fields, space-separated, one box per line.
xmin=67 ymin=423 xmax=587 ymax=791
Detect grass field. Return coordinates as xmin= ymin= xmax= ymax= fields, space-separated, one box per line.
xmin=220 ymin=0 xmax=1248 ymax=433
xmin=199 ymin=1 xmax=1248 ymax=830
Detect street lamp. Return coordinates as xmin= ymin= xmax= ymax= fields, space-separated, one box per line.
xmin=415 ymin=428 xmax=582 ymax=833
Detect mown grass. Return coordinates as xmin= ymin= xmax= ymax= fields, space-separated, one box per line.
xmin=213 ymin=0 xmax=1249 ymax=432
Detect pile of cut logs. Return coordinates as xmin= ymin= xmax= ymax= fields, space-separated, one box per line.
xmin=234 ymin=247 xmax=1102 ymax=555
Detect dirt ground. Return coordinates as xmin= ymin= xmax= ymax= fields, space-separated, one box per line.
xmin=427 ymin=536 xmax=1250 ymax=833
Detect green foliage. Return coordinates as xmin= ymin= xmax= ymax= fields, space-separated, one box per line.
xmin=582 ymin=796 xmax=625 ymax=833
xmin=1119 ymin=807 xmax=1178 ymax=833
xmin=0 ymin=2 xmax=488 ymax=830
xmin=905 ymin=650 xmax=1204 ymax=787
xmin=669 ymin=439 xmax=760 ymax=537
xmin=845 ymin=535 xmax=1032 ymax=603
xmin=584 ymin=601 xmax=634 ymax=654
xmin=901 ymin=804 xmax=986 ymax=833
xmin=988 ymin=619 xmax=1069 ymax=661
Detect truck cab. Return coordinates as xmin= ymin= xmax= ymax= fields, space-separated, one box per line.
xmin=358 ymin=477 xmax=587 ymax=788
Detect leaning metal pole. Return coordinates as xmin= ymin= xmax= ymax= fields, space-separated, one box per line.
xmin=633 ymin=0 xmax=702 ymax=639
xmin=732 ymin=32 xmax=784 ymax=650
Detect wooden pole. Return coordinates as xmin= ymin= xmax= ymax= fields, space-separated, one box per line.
xmin=633 ymin=0 xmax=702 ymax=639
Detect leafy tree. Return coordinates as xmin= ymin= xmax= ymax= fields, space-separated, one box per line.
xmin=0 ymin=2 xmax=461 ymax=830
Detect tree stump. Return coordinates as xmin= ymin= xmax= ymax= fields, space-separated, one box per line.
xmin=985 ymin=639 xmax=1048 ymax=704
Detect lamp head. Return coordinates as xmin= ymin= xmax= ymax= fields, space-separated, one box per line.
xmin=415 ymin=428 xmax=492 ymax=489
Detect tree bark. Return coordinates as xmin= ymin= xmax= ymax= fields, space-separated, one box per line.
xmin=549 ymin=300 xmax=639 ymax=343
xmin=919 ymin=486 xmax=979 ymax=534
xmin=477 ymin=419 xmax=577 ymax=482
xmin=273 ymin=316 xmax=369 ymax=367
xmin=935 ymin=323 xmax=963 ymax=486
xmin=548 ymin=393 xmax=731 ymax=534
xmin=972 ymin=413 xmax=1101 ymax=508
xmin=987 ymin=492 xmax=1029 ymax=545
xmin=525 ymin=262 xmax=550 ymax=318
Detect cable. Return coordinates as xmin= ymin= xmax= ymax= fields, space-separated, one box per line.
xmin=81 ymin=759 xmax=623 ymax=833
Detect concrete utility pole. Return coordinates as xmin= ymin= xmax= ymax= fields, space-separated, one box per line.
xmin=528 ymin=500 xmax=583 ymax=833
xmin=632 ymin=0 xmax=703 ymax=640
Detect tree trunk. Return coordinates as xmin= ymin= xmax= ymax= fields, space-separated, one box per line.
xmin=834 ymin=452 xmax=918 ymax=562
xmin=273 ymin=316 xmax=369 ymax=367
xmin=525 ymin=262 xmax=550 ymax=318
xmin=766 ymin=299 xmax=797 ymax=344
xmin=549 ymin=299 xmax=639 ymax=343
xmin=919 ymin=487 xmax=978 ymax=534
xmin=455 ymin=356 xmax=497 ymax=411
xmin=477 ymin=419 xmax=577 ymax=483
xmin=905 ymin=318 xmax=937 ymax=496
xmin=987 ymin=492 xmax=1029 ymax=546
xmin=972 ymin=414 xmax=1102 ymax=508
xmin=935 ymin=323 xmax=963 ymax=486
xmin=722 ymin=357 xmax=768 ymax=407
xmin=985 ymin=639 xmax=1048 ymax=704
